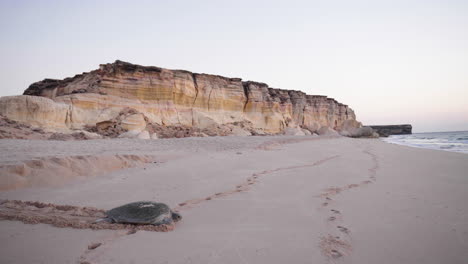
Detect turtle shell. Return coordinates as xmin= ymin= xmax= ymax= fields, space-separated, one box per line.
xmin=106 ymin=201 xmax=172 ymax=225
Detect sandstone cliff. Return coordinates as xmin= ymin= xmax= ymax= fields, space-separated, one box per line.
xmin=0 ymin=60 xmax=358 ymax=138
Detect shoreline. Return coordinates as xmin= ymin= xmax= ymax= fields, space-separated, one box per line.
xmin=382 ymin=130 xmax=468 ymax=154
xmin=382 ymin=138 xmax=467 ymax=154
xmin=1 ymin=136 xmax=467 ymax=263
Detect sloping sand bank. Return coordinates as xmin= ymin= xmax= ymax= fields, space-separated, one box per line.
xmin=0 ymin=154 xmax=155 ymax=190
xmin=0 ymin=136 xmax=467 ymax=264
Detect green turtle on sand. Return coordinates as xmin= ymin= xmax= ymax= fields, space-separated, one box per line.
xmin=96 ymin=201 xmax=181 ymax=225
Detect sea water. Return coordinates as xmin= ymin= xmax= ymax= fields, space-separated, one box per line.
xmin=382 ymin=131 xmax=468 ymax=154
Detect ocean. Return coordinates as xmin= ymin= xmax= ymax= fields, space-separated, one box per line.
xmin=382 ymin=131 xmax=468 ymax=154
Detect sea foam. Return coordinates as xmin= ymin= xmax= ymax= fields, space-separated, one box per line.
xmin=383 ymin=131 xmax=468 ymax=154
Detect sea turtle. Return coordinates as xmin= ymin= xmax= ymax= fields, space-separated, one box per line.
xmin=96 ymin=201 xmax=182 ymax=226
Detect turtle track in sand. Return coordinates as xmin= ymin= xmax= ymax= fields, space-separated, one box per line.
xmin=0 ymin=200 xmax=174 ymax=232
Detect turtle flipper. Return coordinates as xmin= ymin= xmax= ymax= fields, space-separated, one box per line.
xmin=150 ymin=217 xmax=172 ymax=226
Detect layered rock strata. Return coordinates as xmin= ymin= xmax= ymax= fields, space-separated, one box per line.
xmin=0 ymin=60 xmax=358 ymax=137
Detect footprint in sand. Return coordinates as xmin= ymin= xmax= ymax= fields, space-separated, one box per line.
xmin=330 ymin=249 xmax=343 ymax=258
xmin=87 ymin=242 xmax=102 ymax=250
xmin=319 ymin=234 xmax=351 ymax=260
xmin=328 ymin=216 xmax=336 ymax=221
xmin=331 ymin=209 xmax=340 ymax=214
xmin=337 ymin=226 xmax=349 ymax=234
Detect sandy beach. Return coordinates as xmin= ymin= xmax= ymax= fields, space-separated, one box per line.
xmin=0 ymin=136 xmax=467 ymax=264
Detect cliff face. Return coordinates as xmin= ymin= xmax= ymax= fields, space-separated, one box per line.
xmin=1 ymin=60 xmax=357 ymax=135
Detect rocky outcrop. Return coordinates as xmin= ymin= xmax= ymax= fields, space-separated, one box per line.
xmin=337 ymin=120 xmax=379 ymax=138
xmin=1 ymin=60 xmax=359 ymax=137
xmin=369 ymin=125 xmax=412 ymax=137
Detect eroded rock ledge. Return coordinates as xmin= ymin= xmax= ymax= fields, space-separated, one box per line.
xmin=369 ymin=125 xmax=412 ymax=137
xmin=1 ymin=60 xmax=361 ymax=138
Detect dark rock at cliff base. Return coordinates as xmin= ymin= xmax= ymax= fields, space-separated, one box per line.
xmin=369 ymin=125 xmax=412 ymax=137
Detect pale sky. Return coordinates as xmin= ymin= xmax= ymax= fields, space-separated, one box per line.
xmin=1 ymin=0 xmax=467 ymax=132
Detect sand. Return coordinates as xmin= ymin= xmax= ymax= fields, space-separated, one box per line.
xmin=0 ymin=136 xmax=467 ymax=264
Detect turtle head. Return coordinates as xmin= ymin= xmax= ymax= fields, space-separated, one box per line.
xmin=171 ymin=211 xmax=182 ymax=222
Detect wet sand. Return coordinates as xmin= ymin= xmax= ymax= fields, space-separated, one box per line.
xmin=0 ymin=136 xmax=467 ymax=263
